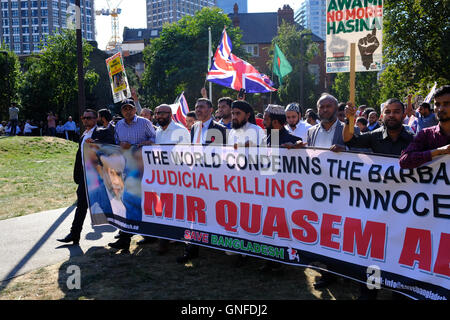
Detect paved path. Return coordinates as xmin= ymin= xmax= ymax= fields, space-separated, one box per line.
xmin=0 ymin=206 xmax=118 ymax=283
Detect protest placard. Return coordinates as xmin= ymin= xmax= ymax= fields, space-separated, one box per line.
xmin=326 ymin=0 xmax=383 ymax=73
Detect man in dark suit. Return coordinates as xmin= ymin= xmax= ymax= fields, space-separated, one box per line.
xmin=190 ymin=98 xmax=227 ymax=145
xmin=306 ymin=94 xmax=346 ymax=152
xmin=57 ymin=109 xmax=115 ymax=245
xmin=177 ymin=98 xmax=227 ymax=263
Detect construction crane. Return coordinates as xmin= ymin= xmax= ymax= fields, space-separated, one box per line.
xmin=95 ymin=0 xmax=124 ymax=52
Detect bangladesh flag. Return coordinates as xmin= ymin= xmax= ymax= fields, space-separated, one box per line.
xmin=273 ymin=44 xmax=293 ymax=86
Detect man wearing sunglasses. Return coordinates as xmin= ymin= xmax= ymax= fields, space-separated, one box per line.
xmin=58 ymin=109 xmax=115 ymax=245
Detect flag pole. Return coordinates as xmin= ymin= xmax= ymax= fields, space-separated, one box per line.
xmin=208 ymin=27 xmax=213 ymax=101
xmin=270 ymin=44 xmax=275 ymax=104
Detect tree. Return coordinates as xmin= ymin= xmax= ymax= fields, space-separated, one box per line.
xmin=380 ymin=0 xmax=450 ymax=100
xmin=269 ymin=22 xmax=319 ymax=109
xmin=331 ymin=72 xmax=381 ymax=110
xmin=20 ymin=30 xmax=98 ymax=121
xmin=141 ymin=7 xmax=247 ymax=108
xmin=0 ymin=46 xmax=21 ymax=120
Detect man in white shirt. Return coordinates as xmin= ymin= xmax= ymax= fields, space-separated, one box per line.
xmin=228 ymin=100 xmax=265 ymax=148
xmin=24 ymin=120 xmax=38 ymax=136
xmin=284 ymin=103 xmax=311 ymax=142
xmin=155 ymin=104 xmax=190 ymax=145
xmin=190 ymin=98 xmax=227 ymax=146
xmin=178 ymin=98 xmax=226 ymax=264
xmin=306 ymin=94 xmax=345 ymax=152
xmin=149 ymin=104 xmax=191 ymax=253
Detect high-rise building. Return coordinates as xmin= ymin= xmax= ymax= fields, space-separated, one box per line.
xmin=146 ymin=0 xmax=216 ymax=28
xmin=294 ymin=0 xmax=326 ymax=41
xmin=0 ymin=0 xmax=95 ymax=55
xmin=216 ymin=0 xmax=246 ymax=14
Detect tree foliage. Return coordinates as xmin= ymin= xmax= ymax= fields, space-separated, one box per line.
xmin=269 ymin=22 xmax=319 ymax=110
xmin=379 ymin=0 xmax=450 ymax=100
xmin=0 ymin=45 xmax=21 ymax=120
xmin=331 ymin=72 xmax=381 ymax=110
xmin=141 ymin=7 xmax=246 ymax=108
xmin=20 ymin=30 xmax=98 ymax=120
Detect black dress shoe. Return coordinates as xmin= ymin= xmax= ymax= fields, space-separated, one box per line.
xmin=259 ymin=260 xmax=282 ymax=272
xmin=313 ymin=274 xmax=337 ymax=290
xmin=108 ymin=238 xmax=130 ymax=250
xmin=57 ymin=233 xmax=80 ymax=245
xmin=137 ymin=237 xmax=157 ymax=245
xmin=157 ymin=239 xmax=169 ymax=255
xmin=176 ymin=250 xmax=199 ymax=263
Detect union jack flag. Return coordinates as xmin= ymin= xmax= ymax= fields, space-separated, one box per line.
xmin=169 ymin=92 xmax=189 ymax=127
xmin=207 ymin=29 xmax=276 ymax=93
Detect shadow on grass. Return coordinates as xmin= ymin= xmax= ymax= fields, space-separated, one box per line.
xmin=55 ymin=241 xmax=363 ymax=300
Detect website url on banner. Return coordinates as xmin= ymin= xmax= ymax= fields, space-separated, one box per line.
xmin=107 ymin=218 xmax=139 ymax=231
xmin=383 ymin=278 xmax=447 ymax=300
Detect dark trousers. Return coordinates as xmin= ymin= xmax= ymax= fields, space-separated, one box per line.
xmin=184 ymin=243 xmax=199 ymax=256
xmin=70 ymin=182 xmax=88 ymax=236
xmin=9 ymin=119 xmax=17 ymax=136
xmin=118 ymin=230 xmax=132 ymax=242
xmin=66 ymin=130 xmax=76 ymax=141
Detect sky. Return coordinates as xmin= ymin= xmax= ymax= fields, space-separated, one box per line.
xmin=94 ymin=0 xmax=300 ymax=50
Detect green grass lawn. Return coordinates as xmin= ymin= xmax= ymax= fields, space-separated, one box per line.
xmin=0 ymin=136 xmax=78 ymax=220
xmin=0 ymin=136 xmax=396 ymax=301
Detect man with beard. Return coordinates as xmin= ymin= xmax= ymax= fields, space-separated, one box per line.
xmin=284 ymin=103 xmax=311 ymax=142
xmin=228 ymin=100 xmax=265 ymax=148
xmin=217 ymin=97 xmax=233 ymax=129
xmin=400 ymin=85 xmax=450 ymax=168
xmin=263 ymin=104 xmax=303 ymax=147
xmin=343 ymin=98 xmax=413 ymax=155
xmin=150 ymin=104 xmax=190 ymax=253
xmin=155 ymin=104 xmax=190 ymax=145
xmin=307 ymin=94 xmax=346 ymax=152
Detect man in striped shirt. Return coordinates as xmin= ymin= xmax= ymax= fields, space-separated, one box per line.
xmin=108 ymin=98 xmax=156 ymax=251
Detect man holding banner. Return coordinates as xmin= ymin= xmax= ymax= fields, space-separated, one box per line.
xmin=177 ymin=97 xmax=227 ymax=263
xmin=400 ymin=85 xmax=450 ymax=169
xmin=108 ymin=99 xmax=156 ymax=251
xmin=343 ymin=98 xmax=413 ymax=155
xmin=306 ymin=94 xmax=346 ymax=152
xmin=152 ymin=104 xmax=191 ymax=254
xmin=58 ymin=109 xmax=115 ymax=245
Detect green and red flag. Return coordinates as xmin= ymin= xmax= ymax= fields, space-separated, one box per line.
xmin=272 ymin=43 xmax=292 ymax=86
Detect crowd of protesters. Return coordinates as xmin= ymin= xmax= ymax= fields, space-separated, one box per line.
xmin=5 ymin=83 xmax=447 ymax=300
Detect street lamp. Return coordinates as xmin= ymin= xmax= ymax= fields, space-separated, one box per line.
xmin=299 ymin=32 xmax=313 ymax=109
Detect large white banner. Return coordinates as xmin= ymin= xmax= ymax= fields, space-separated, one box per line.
xmin=326 ymin=0 xmax=383 ymax=73
xmin=85 ymin=143 xmax=449 ymax=300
